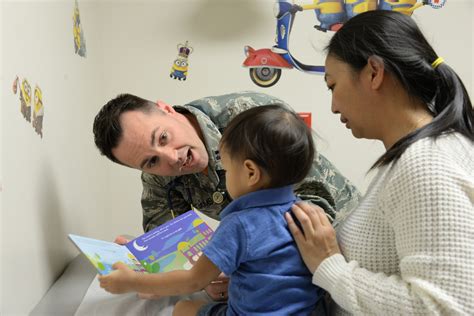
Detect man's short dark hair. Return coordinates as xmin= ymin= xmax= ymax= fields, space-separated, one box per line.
xmin=93 ymin=93 xmax=157 ymax=163
xmin=220 ymin=105 xmax=315 ymax=188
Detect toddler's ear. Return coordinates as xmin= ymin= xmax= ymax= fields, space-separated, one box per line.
xmin=244 ymin=159 xmax=268 ymax=188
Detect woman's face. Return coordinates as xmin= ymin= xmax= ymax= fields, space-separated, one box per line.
xmin=324 ymin=55 xmax=379 ymax=140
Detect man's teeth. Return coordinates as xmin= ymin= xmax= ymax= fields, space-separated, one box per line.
xmin=180 ymin=153 xmax=192 ymax=171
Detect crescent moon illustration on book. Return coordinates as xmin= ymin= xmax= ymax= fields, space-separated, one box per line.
xmin=133 ymin=240 xmax=148 ymax=251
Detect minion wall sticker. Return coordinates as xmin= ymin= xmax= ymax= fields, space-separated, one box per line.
xmin=73 ymin=0 xmax=87 ymax=57
xmin=33 ymin=85 xmax=44 ymax=138
xmin=170 ymin=41 xmax=193 ymax=81
xmin=243 ymin=0 xmax=447 ymax=88
xmin=12 ymin=76 xmax=19 ymax=94
xmin=19 ymin=78 xmax=32 ymax=122
xmin=12 ymin=76 xmax=45 ymax=138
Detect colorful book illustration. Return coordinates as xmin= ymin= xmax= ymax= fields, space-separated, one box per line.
xmin=69 ymin=210 xmax=214 ymax=275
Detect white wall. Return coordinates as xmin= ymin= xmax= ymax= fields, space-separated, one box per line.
xmin=1 ymin=0 xmax=472 ymax=315
xmin=0 ymin=0 xmax=4 ymax=313
xmin=1 ymin=1 xmax=138 ymax=314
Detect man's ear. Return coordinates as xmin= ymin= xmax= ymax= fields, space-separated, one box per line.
xmin=366 ymin=55 xmax=385 ymax=90
xmin=243 ymin=159 xmax=262 ymax=187
xmin=156 ymin=100 xmax=176 ymax=114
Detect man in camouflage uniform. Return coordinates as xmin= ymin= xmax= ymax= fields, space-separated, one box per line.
xmin=94 ymin=91 xmax=360 ymax=233
xmin=93 ymin=91 xmax=360 ymax=302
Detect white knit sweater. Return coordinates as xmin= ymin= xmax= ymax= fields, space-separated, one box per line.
xmin=314 ymin=133 xmax=474 ymax=315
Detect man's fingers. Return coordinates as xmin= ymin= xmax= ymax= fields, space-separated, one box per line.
xmin=114 ymin=236 xmax=130 ymax=245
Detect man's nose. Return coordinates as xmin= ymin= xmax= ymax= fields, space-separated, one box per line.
xmin=159 ymin=148 xmax=180 ymax=165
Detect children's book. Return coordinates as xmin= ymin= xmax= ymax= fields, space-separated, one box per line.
xmin=69 ymin=210 xmax=214 ymax=275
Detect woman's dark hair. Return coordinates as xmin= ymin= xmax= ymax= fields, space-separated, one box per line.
xmin=220 ymin=105 xmax=315 ymax=188
xmin=93 ymin=93 xmax=158 ymax=164
xmin=326 ymin=10 xmax=474 ymax=169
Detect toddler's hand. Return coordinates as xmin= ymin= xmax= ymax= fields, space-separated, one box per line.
xmin=98 ymin=262 xmax=137 ymax=294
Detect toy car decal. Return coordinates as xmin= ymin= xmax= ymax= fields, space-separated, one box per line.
xmin=243 ymin=0 xmax=447 ymax=88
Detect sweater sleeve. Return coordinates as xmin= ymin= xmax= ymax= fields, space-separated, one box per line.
xmin=313 ymin=140 xmax=474 ymax=315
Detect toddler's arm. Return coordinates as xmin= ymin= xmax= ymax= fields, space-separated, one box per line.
xmin=98 ymin=255 xmax=221 ymax=296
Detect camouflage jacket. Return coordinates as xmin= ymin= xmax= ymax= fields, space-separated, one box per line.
xmin=141 ymin=91 xmax=361 ymax=232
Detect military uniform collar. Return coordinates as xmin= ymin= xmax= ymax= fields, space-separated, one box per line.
xmin=174 ymin=104 xmax=223 ymax=188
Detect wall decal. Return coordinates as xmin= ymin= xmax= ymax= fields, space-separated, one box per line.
xmin=73 ymin=0 xmax=87 ymax=57
xmin=243 ymin=0 xmax=446 ymax=88
xmin=33 ymin=85 xmax=44 ymax=138
xmin=170 ymin=41 xmax=193 ymax=81
xmin=12 ymin=76 xmax=19 ymax=94
xmin=19 ymin=78 xmax=32 ymax=122
xmin=13 ymin=76 xmax=45 ymax=138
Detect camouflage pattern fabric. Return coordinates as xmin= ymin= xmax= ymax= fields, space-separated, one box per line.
xmin=141 ymin=91 xmax=361 ymax=232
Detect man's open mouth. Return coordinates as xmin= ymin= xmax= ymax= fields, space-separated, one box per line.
xmin=180 ymin=148 xmax=193 ymax=171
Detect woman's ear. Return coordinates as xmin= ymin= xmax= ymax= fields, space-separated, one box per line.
xmin=243 ymin=159 xmax=262 ymax=187
xmin=366 ymin=55 xmax=385 ymax=90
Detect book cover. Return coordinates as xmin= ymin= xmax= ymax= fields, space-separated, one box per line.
xmin=69 ymin=210 xmax=214 ymax=275
xmin=126 ymin=210 xmax=214 ymax=273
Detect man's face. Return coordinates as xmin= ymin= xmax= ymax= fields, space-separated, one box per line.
xmin=112 ymin=104 xmax=209 ymax=177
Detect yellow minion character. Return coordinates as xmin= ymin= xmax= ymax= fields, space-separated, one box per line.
xmin=20 ymin=79 xmax=32 ymax=122
xmin=299 ymin=0 xmax=347 ymax=32
xmin=345 ymin=0 xmax=377 ymax=19
xmin=378 ymin=0 xmax=424 ymax=16
xmin=170 ymin=41 xmax=193 ymax=81
xmin=33 ymin=86 xmax=44 ymax=138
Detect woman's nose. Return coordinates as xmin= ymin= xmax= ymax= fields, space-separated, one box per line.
xmin=331 ymin=100 xmax=339 ymax=114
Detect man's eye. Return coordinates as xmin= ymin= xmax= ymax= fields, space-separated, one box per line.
xmin=159 ymin=131 xmax=168 ymax=145
xmin=148 ymin=156 xmax=158 ymax=168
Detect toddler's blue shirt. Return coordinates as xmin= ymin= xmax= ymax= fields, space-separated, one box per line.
xmin=203 ymin=185 xmax=322 ymax=315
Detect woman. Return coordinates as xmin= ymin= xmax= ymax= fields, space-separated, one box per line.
xmin=286 ymin=10 xmax=474 ymax=315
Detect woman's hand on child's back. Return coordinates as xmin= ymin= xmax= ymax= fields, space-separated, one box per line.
xmin=98 ymin=262 xmax=137 ymax=294
xmin=286 ymin=202 xmax=341 ymax=273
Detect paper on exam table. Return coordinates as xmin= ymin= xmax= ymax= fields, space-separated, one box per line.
xmin=75 ymin=274 xmax=212 ymax=316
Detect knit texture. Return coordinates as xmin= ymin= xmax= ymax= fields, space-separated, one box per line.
xmin=314 ymin=133 xmax=474 ymax=315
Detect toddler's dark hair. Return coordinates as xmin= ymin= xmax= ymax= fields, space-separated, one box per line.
xmin=220 ymin=105 xmax=315 ymax=188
